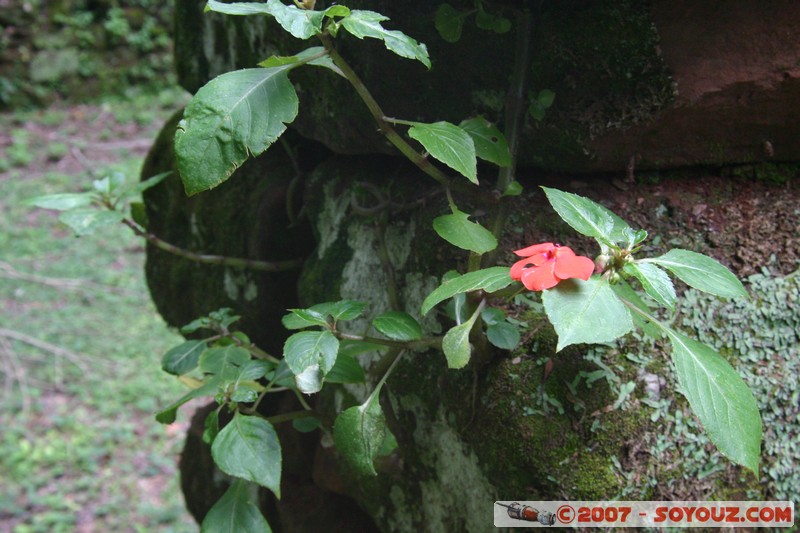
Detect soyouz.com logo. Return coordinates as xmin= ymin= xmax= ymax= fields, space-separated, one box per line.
xmin=493 ymin=501 xmax=795 ymax=528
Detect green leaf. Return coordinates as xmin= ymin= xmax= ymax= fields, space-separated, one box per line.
xmin=459 ymin=117 xmax=511 ymax=167
xmin=475 ymin=7 xmax=511 ymax=33
xmin=237 ymin=360 xmax=273 ymax=381
xmin=203 ymin=408 xmax=220 ymax=445
xmin=421 ymin=267 xmax=513 ymax=316
xmin=542 ymin=277 xmax=633 ymax=351
xmin=206 ymin=0 xmax=325 ymax=39
xmin=643 ymin=249 xmax=748 ymax=299
xmin=200 ymin=479 xmax=272 ymax=533
xmin=442 ymin=305 xmax=481 ymax=369
xmin=610 ymin=280 xmax=661 ymax=338
xmin=258 ymin=46 xmax=342 ymax=77
xmin=407 ymin=121 xmax=477 ymax=183
xmin=434 ymin=3 xmax=467 ymax=43
xmin=175 ymin=67 xmax=298 ymax=196
xmin=161 ymin=340 xmax=206 ymax=375
xmin=199 ymin=345 xmax=251 ymax=379
xmin=283 ymin=330 xmax=339 ymax=392
xmin=340 ymin=10 xmax=430 ymax=68
xmin=502 ymin=180 xmax=523 ymax=197
xmin=24 ymin=193 xmax=93 ymax=211
xmin=292 ymin=416 xmax=321 ymax=433
xmin=92 ymin=172 xmax=125 ymax=195
xmin=282 ymin=308 xmax=329 ymax=330
xmin=211 ymin=412 xmax=282 ymax=496
xmin=665 ymin=328 xmax=762 ymax=474
xmin=333 ymin=394 xmax=386 ymax=476
xmin=325 ymin=354 xmax=366 ymax=384
xmin=58 ymin=209 xmax=123 ymax=236
xmin=537 ymin=89 xmax=556 ymax=109
xmin=624 ymin=262 xmax=677 ymax=310
xmin=541 ymin=187 xmax=631 ymax=246
xmin=323 ymin=300 xmax=367 ymax=322
xmin=130 ymin=171 xmax=170 ymax=196
xmin=487 ymin=322 xmax=520 ymax=350
xmin=155 ymin=378 xmax=221 ymax=424
xmin=129 ymin=202 xmax=148 ymax=228
xmin=432 ymin=208 xmax=497 ymax=254
xmin=372 ymin=311 xmax=422 ymax=341
xmin=480 ymin=307 xmax=505 ymax=326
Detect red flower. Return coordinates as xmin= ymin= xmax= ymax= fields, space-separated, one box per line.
xmin=510 ymin=242 xmax=595 ymax=291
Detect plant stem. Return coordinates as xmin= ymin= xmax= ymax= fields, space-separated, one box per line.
xmin=121 ymin=218 xmax=304 ymax=273
xmin=336 ymin=331 xmax=442 ymax=351
xmin=318 ymin=35 xmax=451 ymax=188
xmin=495 ymin=9 xmax=533 ymax=196
xmin=484 ymin=9 xmax=534 ymax=266
xmin=266 ymin=409 xmax=315 ymax=425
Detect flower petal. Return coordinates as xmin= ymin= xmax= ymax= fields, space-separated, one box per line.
xmin=520 ymin=261 xmax=559 ymax=291
xmin=510 ymin=258 xmax=534 ymax=280
xmin=554 ymin=253 xmax=595 ymax=281
xmin=513 ymin=242 xmax=554 ymax=258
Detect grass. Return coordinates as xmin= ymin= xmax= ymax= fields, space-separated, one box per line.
xmin=0 ymin=86 xmax=198 ymax=532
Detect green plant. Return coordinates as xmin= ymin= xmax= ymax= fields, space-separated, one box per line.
xmin=27 ymin=1 xmax=762 ymax=529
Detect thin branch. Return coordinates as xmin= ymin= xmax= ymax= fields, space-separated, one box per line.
xmin=318 ymin=34 xmax=496 ymax=203
xmin=0 ymin=260 xmax=133 ymax=296
xmin=0 ymin=327 xmax=90 ymax=372
xmin=121 ymin=218 xmax=304 ymax=273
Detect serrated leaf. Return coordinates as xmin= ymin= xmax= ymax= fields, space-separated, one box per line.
xmin=442 ymin=305 xmax=481 ymax=369
xmin=433 ymin=209 xmax=497 ymax=254
xmin=333 ymin=394 xmax=386 ymax=476
xmin=434 ymin=3 xmax=467 ymax=43
xmin=237 ymin=360 xmax=273 ymax=381
xmin=487 ymin=322 xmax=520 ymax=350
xmin=665 ymin=328 xmax=761 ymax=474
xmin=643 ymin=249 xmax=747 ymax=299
xmin=199 ymin=345 xmax=251 ymax=379
xmin=283 ymin=330 xmax=339 ymax=391
xmin=542 ymin=277 xmax=633 ymax=351
xmin=206 ymin=0 xmax=325 ymax=39
xmin=610 ymin=280 xmax=661 ymax=338
xmin=408 ymin=121 xmax=477 ymax=183
xmin=200 ymin=479 xmax=272 ymax=533
xmin=325 ymin=354 xmax=366 ymax=384
xmin=341 ymin=10 xmax=430 ymax=68
xmin=24 ymin=193 xmax=93 ymax=211
xmin=459 ymin=117 xmax=511 ymax=167
xmin=59 ymin=209 xmax=123 ymax=236
xmin=372 ymin=311 xmax=422 ymax=341
xmin=155 ymin=378 xmax=221 ymax=424
xmin=258 ymin=46 xmax=342 ymax=77
xmin=624 ymin=262 xmax=677 ymax=310
xmin=421 ymin=267 xmax=513 ymax=316
xmin=175 ymin=67 xmax=298 ymax=195
xmin=282 ymin=308 xmax=329 ymax=330
xmin=211 ymin=412 xmax=282 ymax=496
xmin=324 ymin=300 xmax=367 ymax=322
xmin=161 ymin=340 xmax=206 ymax=375
xmin=541 ymin=186 xmax=632 ymax=246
